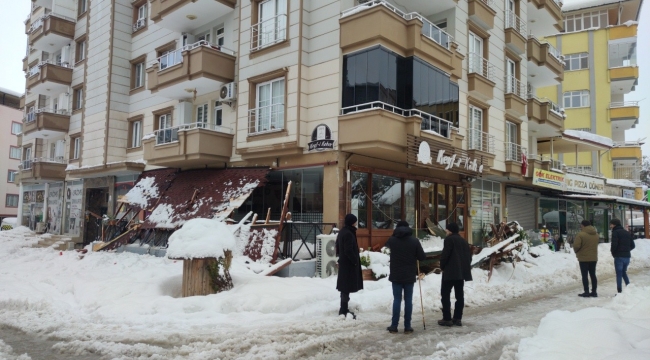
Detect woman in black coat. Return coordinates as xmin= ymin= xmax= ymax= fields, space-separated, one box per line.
xmin=336 ymin=213 xmax=363 ymax=318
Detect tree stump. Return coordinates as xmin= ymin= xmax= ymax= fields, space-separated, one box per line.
xmin=179 ymin=251 xmax=233 ymax=297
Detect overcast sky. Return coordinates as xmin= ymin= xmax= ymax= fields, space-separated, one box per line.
xmin=0 ymin=1 xmax=647 ymax=157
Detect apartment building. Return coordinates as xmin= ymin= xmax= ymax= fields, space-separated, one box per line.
xmin=0 ymin=88 xmax=22 ymax=223
xmin=18 ymin=0 xmax=646 ymax=247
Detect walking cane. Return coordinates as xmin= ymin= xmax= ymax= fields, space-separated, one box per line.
xmin=417 ymin=260 xmax=426 ymax=330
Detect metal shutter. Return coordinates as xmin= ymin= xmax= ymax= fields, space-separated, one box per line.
xmin=508 ymin=195 xmax=536 ymax=231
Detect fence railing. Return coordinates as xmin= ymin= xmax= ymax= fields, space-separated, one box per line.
xmin=505 ymin=76 xmax=527 ymax=98
xmin=281 ymin=222 xmax=336 ymax=261
xmin=610 ymin=101 xmax=639 ymax=108
xmin=248 ymin=103 xmax=285 ymax=135
xmin=340 ymin=101 xmax=457 ymax=139
xmin=613 ymin=141 xmax=644 ymax=147
xmin=20 ymin=159 xmax=32 ymax=170
xmin=613 ymin=166 xmax=641 ymax=181
xmin=132 ymin=18 xmax=146 ymax=33
xmin=341 ymin=0 xmax=454 ymax=50
xmin=467 ymin=128 xmax=495 ymax=153
xmin=546 ymin=42 xmax=564 ymax=63
xmin=505 ymin=10 xmax=526 ymax=38
xmin=468 ymin=53 xmax=495 ymax=81
xmin=250 ymin=14 xmax=287 ymax=52
xmin=505 ymin=142 xmax=526 ymax=162
xmin=23 ymin=107 xmax=69 ymax=122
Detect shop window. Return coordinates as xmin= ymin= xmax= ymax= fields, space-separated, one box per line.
xmin=371 ymin=174 xmax=402 ymax=229
xmin=471 ymin=179 xmax=501 ymax=245
xmin=351 ymin=171 xmax=368 ymax=229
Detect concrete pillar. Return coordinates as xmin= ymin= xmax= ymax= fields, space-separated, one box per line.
xmin=16 ymin=183 xmax=24 ymax=226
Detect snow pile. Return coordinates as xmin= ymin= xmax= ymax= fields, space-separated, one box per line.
xmin=147 ymin=204 xmax=182 ymax=229
xmin=564 ymin=129 xmax=614 ymax=147
xmin=166 ymin=218 xmax=236 ymax=259
xmin=0 ymin=340 xmax=29 ymax=360
xmin=361 ymin=249 xmax=390 ymax=278
xmin=518 ymin=285 xmax=650 ymax=359
xmin=123 ymin=176 xmax=159 ymax=208
xmin=562 ymin=0 xmax=623 ymax=12
xmin=606 ymin=178 xmax=638 ymax=188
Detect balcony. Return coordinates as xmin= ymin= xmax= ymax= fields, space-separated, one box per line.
xmin=467 ymin=53 xmax=496 ymax=100
xmin=32 ymin=0 xmax=53 ymax=9
xmin=22 ymin=108 xmax=70 ymax=141
xmin=609 ymin=41 xmax=638 ymax=95
xmin=612 ymin=166 xmax=641 ymax=182
xmin=150 ymin=0 xmax=236 ymax=33
xmin=340 ymin=1 xmax=464 ymax=80
xmin=26 ymin=61 xmax=73 ymax=95
xmin=526 ymin=155 xmax=563 ymax=177
xmin=338 ymin=101 xmax=464 ymax=162
xmin=527 ymin=0 xmax=563 ymax=35
xmin=17 ymin=158 xmax=67 ymax=183
xmin=527 ymin=36 xmax=564 ymax=87
xmin=609 ymin=101 xmax=640 ymax=131
xmin=527 ymin=96 xmax=565 ymax=133
xmin=504 ymin=76 xmax=527 ymax=117
xmin=468 ymin=0 xmax=496 ymax=30
xmin=147 ymin=41 xmax=236 ymax=99
xmin=22 ymin=56 xmax=28 ymax=72
xmin=611 ymin=142 xmax=642 ymax=161
xmin=28 ymin=14 xmax=75 ymax=54
xmin=143 ymin=122 xmax=234 ymax=168
xmin=504 ymin=11 xmax=526 ymax=55
xmin=609 ymin=24 xmax=637 ymax=40
xmin=504 ymin=142 xmax=526 ymax=178
xmin=467 ymin=129 xmax=496 ymax=168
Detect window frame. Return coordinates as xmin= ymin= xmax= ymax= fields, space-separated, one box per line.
xmin=564 ymin=10 xmax=608 ymax=32
xmin=214 ymin=102 xmax=223 ymax=127
xmin=75 ymin=36 xmax=87 ymax=64
xmin=73 ymin=86 xmax=84 ymax=112
xmin=71 ymin=137 xmax=81 ymax=160
xmin=9 ymin=146 xmax=21 ymax=160
xmin=78 ymin=0 xmax=87 ymax=17
xmin=7 ymin=170 xmax=17 ymax=183
xmin=5 ymin=194 xmax=19 ymax=208
xmin=196 ymin=103 xmax=209 ymax=126
xmin=563 ymin=90 xmax=590 ymax=108
xmin=131 ymin=120 xmax=142 ymax=148
xmin=564 ymin=53 xmax=589 ymax=71
xmin=250 ymin=0 xmax=289 ymax=53
xmin=254 ymin=77 xmax=286 ymax=133
xmin=216 ymin=27 xmax=225 ymax=46
xmin=11 ymin=122 xmax=22 ymax=135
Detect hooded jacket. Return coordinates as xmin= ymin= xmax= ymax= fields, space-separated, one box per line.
xmin=385 ymin=226 xmax=426 ymax=283
xmin=611 ymin=224 xmax=635 ymax=258
xmin=573 ymin=225 xmax=600 ymax=262
xmin=440 ymin=233 xmax=473 ymax=282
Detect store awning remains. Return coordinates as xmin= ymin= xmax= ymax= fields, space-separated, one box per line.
xmin=563 ymin=194 xmax=650 ymax=208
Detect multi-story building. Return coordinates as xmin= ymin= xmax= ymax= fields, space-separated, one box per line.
xmin=0 ymin=87 xmax=22 ymax=223
xmin=17 ymin=0 xmax=647 ymax=248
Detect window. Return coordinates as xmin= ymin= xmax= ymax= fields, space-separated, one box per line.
xmin=159 ymin=113 xmax=172 ymax=129
xmin=564 ymin=53 xmax=588 ymax=71
xmin=73 ymin=87 xmax=83 ymax=110
xmin=132 ymin=1 xmax=147 ymax=33
xmin=131 ymin=120 xmax=141 ymax=148
xmin=468 ymin=106 xmax=484 ymax=151
xmin=609 ymin=42 xmax=637 ymax=68
xmin=216 ymin=27 xmax=225 ymax=46
xmin=564 ymin=10 xmax=608 ymax=32
xmin=26 ymin=106 xmax=35 ymax=123
xmin=253 ymin=0 xmax=287 ymax=50
xmin=9 ymin=146 xmax=21 ymax=159
xmin=198 ymin=31 xmax=211 ymax=44
xmin=468 ymin=32 xmax=487 ymax=77
xmin=75 ymin=38 xmax=86 ymax=63
xmin=505 ymin=121 xmax=519 ymax=161
xmin=156 ymin=113 xmax=176 ymax=144
xmin=11 ymin=122 xmax=22 ymax=135
xmin=563 ymin=90 xmax=590 ymax=108
xmin=78 ymin=0 xmax=87 ymax=15
xmin=214 ymin=102 xmax=223 ymax=127
xmin=133 ymin=62 xmax=144 ymax=88
xmin=50 ymin=143 xmax=56 ymax=158
xmin=5 ymin=194 xmax=19 ymax=208
xmin=196 ymin=104 xmax=208 ymax=127
xmin=254 ymin=78 xmax=285 ymax=133
xmin=72 ymin=137 xmax=81 ymax=159
xmin=137 ymin=4 xmax=146 ymax=21
xmin=7 ymin=171 xmax=17 ymax=183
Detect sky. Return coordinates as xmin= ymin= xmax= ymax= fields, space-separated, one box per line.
xmin=0 ymin=1 xmax=647 ymax=157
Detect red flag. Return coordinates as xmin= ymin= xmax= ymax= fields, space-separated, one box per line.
xmin=521 ymin=153 xmax=528 ymax=176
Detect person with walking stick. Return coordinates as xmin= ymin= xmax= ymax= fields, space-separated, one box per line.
xmin=438 ymin=222 xmax=472 ymax=327
xmin=384 ymin=220 xmax=426 ymax=334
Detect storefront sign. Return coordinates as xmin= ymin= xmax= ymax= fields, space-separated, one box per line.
xmin=532 ymin=169 xmax=565 ymax=190
xmin=66 ymin=183 xmax=83 ymax=237
xmin=622 ymin=189 xmax=635 ymax=199
xmin=435 ymin=149 xmax=484 ymax=173
xmin=565 ymin=173 xmax=605 ymax=195
xmin=307 ymin=124 xmax=335 ymax=151
xmin=408 ymin=135 xmax=489 ymax=176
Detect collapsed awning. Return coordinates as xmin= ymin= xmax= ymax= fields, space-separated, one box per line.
xmin=563 ymin=194 xmax=650 ymax=208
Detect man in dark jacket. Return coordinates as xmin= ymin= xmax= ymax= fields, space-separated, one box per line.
xmin=336 ymin=213 xmax=363 ymax=319
xmin=438 ymin=222 xmax=472 ymax=327
xmin=573 ymin=220 xmax=599 ymax=297
xmin=610 ymin=218 xmax=635 ymax=293
xmin=384 ymin=220 xmax=426 ymax=334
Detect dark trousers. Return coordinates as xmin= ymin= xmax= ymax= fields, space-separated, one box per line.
xmin=441 ymin=280 xmax=464 ymax=321
xmin=391 ymin=282 xmax=414 ymax=329
xmin=579 ymin=261 xmax=597 ymax=293
xmin=339 ymin=292 xmax=350 ymax=315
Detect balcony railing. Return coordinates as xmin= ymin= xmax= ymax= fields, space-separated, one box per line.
xmin=505 ymin=10 xmax=526 ymax=38
xmin=20 ymin=159 xmax=32 ymax=170
xmin=505 ymin=142 xmax=526 ymax=162
xmin=610 ymin=101 xmax=639 ymax=108
xmin=566 ymin=167 xmax=603 ymax=177
xmin=613 ymin=141 xmax=644 ymax=147
xmin=132 ymin=18 xmax=146 ymax=33
xmin=546 ymin=42 xmax=564 ymax=63
xmin=479 ymin=0 xmax=496 ymax=8
xmin=613 ymin=166 xmax=641 ymax=181
xmin=533 ymin=154 xmax=564 ymax=170
xmin=154 ymin=122 xmax=233 ymax=145
xmin=154 ymin=40 xmax=236 ymax=71
xmin=250 ymin=14 xmax=287 ymax=52
xmin=248 ymin=104 xmax=285 ymax=135
xmin=467 ymin=128 xmax=495 ymax=153
xmin=341 ymin=0 xmax=454 ymax=50
xmin=528 ymin=94 xmax=565 ymax=117
xmin=340 ymin=101 xmax=457 ymax=139
xmin=505 ymin=76 xmax=526 ymax=98
xmin=24 ymin=111 xmax=36 ymax=123
xmin=468 ymin=53 xmax=495 ymax=81
xmin=608 ymin=41 xmax=637 ymax=68
xmin=28 ymin=13 xmax=76 ymax=34
xmin=27 ymin=59 xmax=72 ymax=78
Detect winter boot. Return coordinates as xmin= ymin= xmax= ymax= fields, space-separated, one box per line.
xmin=438 ymin=319 xmax=454 ymax=327
xmin=347 ymin=311 xmax=357 ymax=320
xmin=590 ymin=292 xmax=598 ymax=297
xmin=386 ymin=326 xmax=398 ymax=334
xmin=452 ymin=319 xmax=462 ymax=326
xmin=404 ymin=327 xmax=414 ymax=334
xmin=578 ymin=292 xmax=590 ymax=297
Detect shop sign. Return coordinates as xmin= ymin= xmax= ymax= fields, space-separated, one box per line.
xmin=307 ymin=124 xmax=335 ymax=151
xmin=408 ymin=135 xmax=488 ymax=176
xmin=565 ymin=173 xmax=605 ymax=195
xmin=622 ymin=189 xmax=635 ymax=199
xmin=604 ymin=185 xmax=620 ymax=197
xmin=532 ymin=169 xmax=565 ymax=190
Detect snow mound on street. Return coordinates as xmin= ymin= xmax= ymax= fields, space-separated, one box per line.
xmin=166 ymin=218 xmax=236 ymax=259
xmin=0 ymin=339 xmax=29 ymax=360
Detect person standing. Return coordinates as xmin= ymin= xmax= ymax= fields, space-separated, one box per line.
xmin=438 ymin=223 xmax=472 ymax=327
xmin=610 ymin=218 xmax=635 ymax=294
xmin=384 ymin=220 xmax=426 ymax=334
xmin=336 ymin=213 xmax=363 ymax=319
xmin=573 ymin=220 xmax=599 ymax=297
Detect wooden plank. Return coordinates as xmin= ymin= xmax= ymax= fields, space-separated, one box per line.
xmin=260 ymin=258 xmax=292 ymax=276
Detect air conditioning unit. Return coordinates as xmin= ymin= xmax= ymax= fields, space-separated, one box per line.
xmin=315 ymin=234 xmax=338 ymax=278
xmin=219 ymin=82 xmax=236 ymax=102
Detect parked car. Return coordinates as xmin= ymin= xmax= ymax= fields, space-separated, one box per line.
xmin=1 ymin=217 xmax=17 ymax=231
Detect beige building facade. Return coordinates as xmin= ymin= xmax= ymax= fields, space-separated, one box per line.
xmin=0 ymin=88 xmax=22 ymax=221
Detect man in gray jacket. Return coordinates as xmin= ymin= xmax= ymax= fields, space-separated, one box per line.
xmin=573 ymin=220 xmax=599 ymax=297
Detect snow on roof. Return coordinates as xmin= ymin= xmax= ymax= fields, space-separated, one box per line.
xmin=562 ymin=0 xmax=628 ymax=12
xmin=0 ymin=87 xmax=23 ymax=97
xmin=606 ymin=178 xmax=638 ymax=188
xmin=563 ymin=129 xmax=614 ymax=147
xmin=564 ymin=194 xmax=650 ymax=207
xmin=166 ymin=218 xmax=236 ymax=259
xmin=123 ymin=177 xmax=159 ymax=208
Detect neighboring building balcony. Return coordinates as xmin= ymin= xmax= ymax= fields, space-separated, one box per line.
xmin=504 ymin=76 xmax=527 ymax=117
xmin=28 ymin=13 xmax=75 ymax=54
xmin=146 ymin=40 xmax=236 ymax=99
xmin=22 ymin=108 xmax=70 ymax=141
xmin=22 ymin=56 xmax=28 ymax=72
xmin=566 ymin=167 xmax=603 ymax=178
xmin=609 ymin=23 xmax=638 ymax=41
xmin=527 ymin=95 xmax=565 ymax=131
xmin=467 ymin=129 xmax=496 ymax=168
xmin=609 ymin=101 xmax=639 ymax=131
xmin=526 ymin=0 xmax=563 ymax=34
xmin=526 ymin=154 xmax=564 ymax=177
xmin=468 ymin=0 xmax=497 ymax=30
xmin=143 ymin=122 xmax=234 ymax=168
xmin=339 ymin=0 xmax=464 ymax=80
xmin=527 ymin=36 xmax=564 ymax=87
xmin=504 ymin=142 xmax=527 ymax=178
xmin=25 ymin=61 xmax=73 ymax=95
xmin=338 ymin=101 xmax=464 ymax=162
xmin=17 ymin=157 xmax=67 ymax=183
xmin=504 ymin=10 xmax=527 ymax=55
xmin=609 ymin=41 xmax=638 ymax=94
xmin=611 ymin=142 xmax=642 ymax=161
xmin=612 ymin=165 xmax=642 ymax=183
xmin=468 ymin=53 xmax=496 ymax=100
xmin=32 ymin=0 xmax=53 ymax=9
xmin=150 ymin=0 xmax=235 ymax=33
